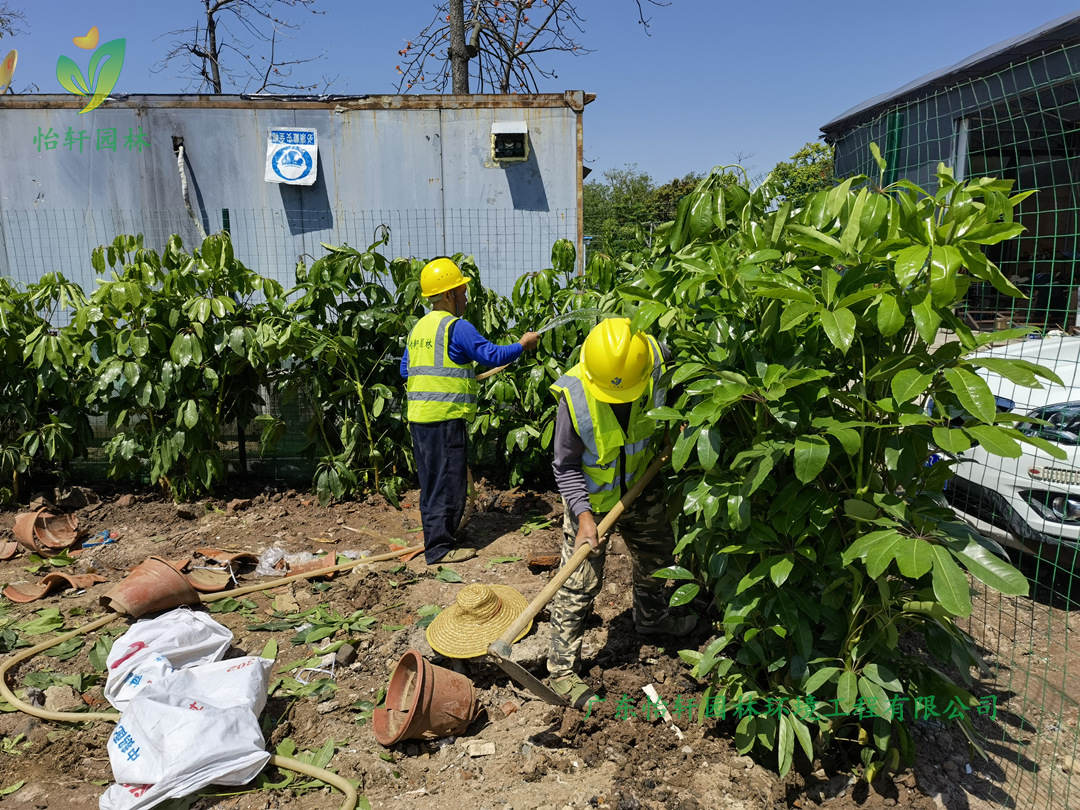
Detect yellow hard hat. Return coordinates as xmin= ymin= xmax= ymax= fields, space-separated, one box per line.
xmin=420 ymin=257 xmax=471 ymax=297
xmin=580 ymin=318 xmax=654 ymax=404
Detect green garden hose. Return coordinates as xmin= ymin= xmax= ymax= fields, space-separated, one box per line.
xmin=0 ymin=543 xmax=423 ymax=809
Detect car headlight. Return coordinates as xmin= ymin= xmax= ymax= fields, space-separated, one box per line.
xmin=1022 ymin=489 xmax=1080 ymax=523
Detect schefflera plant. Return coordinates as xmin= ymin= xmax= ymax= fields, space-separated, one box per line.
xmin=627 ymin=151 xmax=1064 ymax=780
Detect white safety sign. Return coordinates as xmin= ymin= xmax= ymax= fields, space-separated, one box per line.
xmin=264 ymin=127 xmax=318 ymax=186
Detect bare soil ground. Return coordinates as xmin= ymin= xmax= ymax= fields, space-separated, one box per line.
xmin=0 ymin=481 xmax=1074 ymax=810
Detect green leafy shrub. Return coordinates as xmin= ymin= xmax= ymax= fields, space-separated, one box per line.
xmin=0 ymin=273 xmax=90 ymax=501
xmin=263 ymin=229 xmax=422 ymax=505
xmin=630 ymin=155 xmax=1061 ymax=779
xmin=71 ymin=233 xmax=283 ymax=499
xmin=268 ymin=235 xmax=629 ymax=502
xmin=469 ymin=240 xmax=628 ymax=486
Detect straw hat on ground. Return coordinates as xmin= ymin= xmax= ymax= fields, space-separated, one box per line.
xmin=426 ymin=583 xmax=531 ymax=659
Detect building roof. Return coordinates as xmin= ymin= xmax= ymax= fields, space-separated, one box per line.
xmin=821 ymin=11 xmax=1080 ymax=136
xmin=0 ymin=91 xmax=595 ymax=112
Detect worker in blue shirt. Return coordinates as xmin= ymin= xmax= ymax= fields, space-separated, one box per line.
xmin=401 ymin=257 xmax=539 ymax=564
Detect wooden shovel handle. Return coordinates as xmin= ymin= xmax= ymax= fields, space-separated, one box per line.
xmin=491 ymin=447 xmax=672 ymax=650
xmin=477 ymin=363 xmax=510 ymax=381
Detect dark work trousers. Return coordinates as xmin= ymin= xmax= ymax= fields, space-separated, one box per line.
xmin=410 ymin=418 xmax=468 ymax=564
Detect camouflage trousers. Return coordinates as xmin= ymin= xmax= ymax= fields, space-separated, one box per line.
xmin=546 ymin=488 xmax=677 ymax=679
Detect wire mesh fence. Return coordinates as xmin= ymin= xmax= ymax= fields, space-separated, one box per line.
xmin=831 ymin=35 xmax=1080 ymax=810
xmin=0 ymin=206 xmax=576 ymax=321
xmin=0 ymin=205 xmax=574 ymax=482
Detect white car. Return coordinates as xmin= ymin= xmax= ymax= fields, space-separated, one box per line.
xmin=941 ymin=336 xmax=1080 ymax=557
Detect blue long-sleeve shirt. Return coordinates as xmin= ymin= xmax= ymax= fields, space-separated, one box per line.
xmin=400 ymin=317 xmax=523 ymax=378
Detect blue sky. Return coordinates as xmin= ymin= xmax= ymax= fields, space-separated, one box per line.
xmin=7 ymin=1 xmax=1080 ymax=184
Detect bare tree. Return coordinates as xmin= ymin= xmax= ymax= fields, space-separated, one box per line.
xmin=0 ymin=3 xmax=25 ymax=41
xmin=155 ymin=0 xmax=328 ymax=94
xmin=397 ymin=0 xmax=671 ymax=94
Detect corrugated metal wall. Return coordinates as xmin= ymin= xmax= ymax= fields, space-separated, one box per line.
xmin=0 ymin=94 xmax=582 ymax=299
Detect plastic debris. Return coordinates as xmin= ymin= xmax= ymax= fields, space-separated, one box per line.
xmin=254 ymin=547 xmax=286 ymax=577
xmin=82 ymin=529 xmax=119 ymax=549
xmin=100 ymin=608 xmax=272 ymax=810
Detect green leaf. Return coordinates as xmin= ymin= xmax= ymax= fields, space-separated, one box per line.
xmin=652 ymin=566 xmax=694 ymax=581
xmin=911 ymin=294 xmax=941 ymax=345
xmin=820 ymin=307 xmax=856 ymax=353
xmin=931 ymin=427 xmax=972 ymax=453
xmin=696 ymin=427 xmax=721 ymax=471
xmin=894 ymin=537 xmax=933 ymax=579
xmin=89 ymin=635 xmax=115 ymax=671
xmin=672 ymin=426 xmax=698 ymax=472
xmin=943 ymin=367 xmax=996 ymax=423
xmin=778 ymin=713 xmax=795 ymax=776
xmin=869 ymin=142 xmax=887 ymax=173
xmin=304 ymin=625 xmax=338 ymax=644
xmin=876 ymin=294 xmax=905 ymax=337
xmin=857 ymin=675 xmax=892 ymax=719
xmin=965 ymin=425 xmax=1021 ymax=458
xmin=791 ymin=714 xmax=814 ymax=762
xmin=861 ymin=663 xmax=902 ymax=692
xmin=929 ymin=545 xmax=972 ymax=617
xmin=0 ymin=780 xmax=25 ymax=797
xmin=129 ymin=329 xmax=149 ymax=357
xmin=891 ymin=369 xmax=932 ymax=404
xmin=821 ymin=266 xmax=841 ymax=307
xmin=42 ymin=637 xmax=84 ymax=661
xmin=894 ymin=245 xmax=929 ymax=287
xmin=669 ymin=583 xmax=699 ymax=607
xmin=929 ymin=245 xmax=962 ymax=306
xmin=181 ymin=399 xmax=198 ymax=429
xmin=953 ymin=540 xmax=1028 ymax=596
xmin=262 ymin=638 xmax=279 ymax=660
xmin=435 ymin=566 xmax=463 ymax=583
xmin=793 ymin=435 xmax=829 ymax=483
xmin=837 ymin=670 xmax=858 ymax=713
xmin=18 ymin=609 xmax=64 ymax=636
xmin=734 ymin=715 xmax=755 ymax=754
xmin=769 ymin=556 xmax=795 ymax=587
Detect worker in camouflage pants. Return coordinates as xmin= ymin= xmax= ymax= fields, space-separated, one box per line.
xmin=546 ymin=319 xmax=696 ymax=708
xmin=546 ymin=489 xmax=683 ymax=682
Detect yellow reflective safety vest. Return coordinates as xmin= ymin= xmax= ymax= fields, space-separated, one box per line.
xmin=405 ymin=310 xmax=478 ymax=423
xmin=550 ymin=335 xmax=666 ymax=514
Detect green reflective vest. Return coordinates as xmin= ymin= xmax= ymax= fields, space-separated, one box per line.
xmin=406 ymin=310 xmax=478 ymax=423
xmin=551 ymin=335 xmax=666 ymax=514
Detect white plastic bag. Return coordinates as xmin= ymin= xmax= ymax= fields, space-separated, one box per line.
xmin=104 ymin=608 xmax=232 ymax=711
xmin=99 ymin=690 xmax=269 ymax=810
xmin=99 ymin=610 xmax=274 ymax=810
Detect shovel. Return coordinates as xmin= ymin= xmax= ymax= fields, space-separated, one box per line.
xmin=486 ymin=447 xmax=672 ymax=704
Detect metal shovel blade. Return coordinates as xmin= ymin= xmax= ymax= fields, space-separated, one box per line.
xmin=488 ymin=640 xmax=566 ymax=705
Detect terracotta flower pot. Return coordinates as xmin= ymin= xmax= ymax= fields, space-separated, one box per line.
xmin=34 ymin=511 xmax=79 ymax=550
xmin=373 ymin=649 xmax=477 ymax=746
xmin=3 ymin=572 xmax=107 ymax=603
xmin=12 ymin=509 xmax=45 ymax=553
xmin=99 ymin=556 xmax=200 ymax=617
xmin=12 ymin=508 xmax=80 ymax=555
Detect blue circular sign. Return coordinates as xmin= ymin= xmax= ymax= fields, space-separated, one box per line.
xmin=271 ymin=146 xmax=312 ymax=181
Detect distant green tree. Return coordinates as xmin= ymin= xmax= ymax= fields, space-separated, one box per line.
xmin=584 ymin=167 xmax=707 ymax=259
xmin=648 ymin=172 xmax=703 ymax=224
xmin=766 ymin=141 xmax=835 ymax=207
xmin=583 ymin=166 xmax=655 ymax=259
